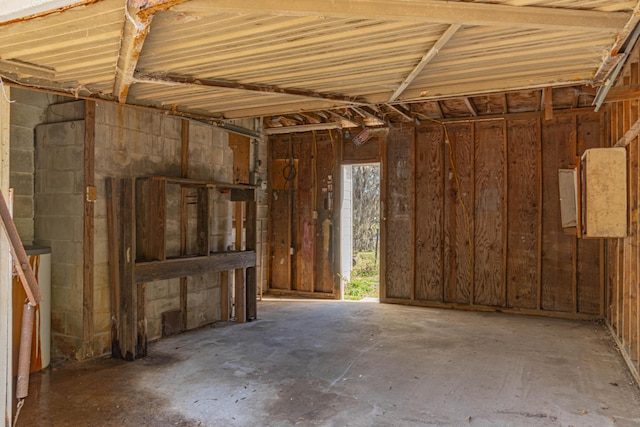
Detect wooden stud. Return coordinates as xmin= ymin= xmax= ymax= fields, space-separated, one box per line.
xmin=502 ymin=119 xmax=508 ymax=307
xmin=235 ymin=268 xmax=246 ymax=323
xmin=221 ymin=271 xmax=230 ymax=321
xmin=118 ymin=178 xmax=136 ymax=361
xmin=470 ymin=123 xmax=476 ymax=305
xmin=197 ymin=187 xmax=210 ymax=256
xmin=179 ymin=119 xmax=188 ymax=331
xmin=105 ymin=178 xmax=121 ymax=356
xmin=82 ymin=100 xmax=96 ymax=358
xmin=136 ymin=282 xmax=147 ymax=358
xmin=543 ymin=87 xmax=554 ymax=121
xmin=411 ymin=127 xmax=416 ymax=301
xmin=571 ymin=114 xmax=578 ymax=313
xmin=246 ymin=195 xmax=258 ymax=319
xmin=536 ymin=117 xmax=543 ymax=310
xmin=379 ymin=132 xmax=387 ymax=301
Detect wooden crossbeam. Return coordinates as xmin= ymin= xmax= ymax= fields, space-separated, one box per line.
xmin=615 ymin=117 xmax=640 ymax=147
xmin=464 ymin=97 xmax=478 ymax=117
xmin=135 ymin=73 xmax=368 ymax=106
xmin=175 ymin=0 xmax=627 ymax=31
xmin=604 ymin=84 xmax=640 ymax=103
xmin=389 ymin=24 xmax=460 ymax=102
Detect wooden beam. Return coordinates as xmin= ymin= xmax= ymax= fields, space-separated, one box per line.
xmin=502 ymin=93 xmax=509 ymax=114
xmin=604 ymin=85 xmax=640 ymax=104
xmin=615 ymin=117 xmax=640 ymax=147
xmin=135 ymin=251 xmax=256 ymax=283
xmin=264 ymin=122 xmax=342 ymax=135
xmin=135 ymin=73 xmax=368 ymax=106
xmin=177 ymin=0 xmax=627 ymax=31
xmin=543 ymin=87 xmax=553 ymax=121
xmin=389 ymin=24 xmax=460 ymax=102
xmin=118 ymin=178 xmax=136 ymax=361
xmin=386 ymin=103 xmax=417 ymax=123
xmin=113 ymin=3 xmax=153 ymax=103
xmin=82 ymin=100 xmax=96 ymax=359
xmin=464 ymin=97 xmax=478 ymax=117
xmin=105 ymin=178 xmax=121 ymax=357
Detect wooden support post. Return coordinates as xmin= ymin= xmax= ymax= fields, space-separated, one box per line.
xmin=118 ymin=178 xmax=137 ymax=360
xmin=543 ymin=87 xmax=554 ymax=121
xmin=82 ymin=100 xmax=96 ymax=359
xmin=106 ymin=178 xmax=121 ymax=357
xmin=197 ymin=187 xmax=210 ymax=256
xmin=221 ymin=271 xmax=230 ymax=321
xmin=180 ymin=119 xmax=189 ymax=331
xmin=136 ymin=179 xmax=166 ymax=261
xmin=137 ymin=283 xmax=147 ymax=358
xmin=536 ymin=118 xmax=543 ymax=310
xmin=246 ymin=191 xmax=257 ymax=319
xmin=235 ymin=268 xmax=246 ymax=323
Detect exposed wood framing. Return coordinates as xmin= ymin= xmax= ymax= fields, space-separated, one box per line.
xmin=179 ymin=119 xmax=189 ymax=331
xmin=543 ymin=87 xmax=553 ymax=121
xmin=82 ymin=100 xmax=96 ymax=358
xmin=386 ymin=104 xmax=417 ymax=124
xmin=388 ymin=24 xmax=461 ymax=102
xmin=464 ymin=97 xmax=478 ymax=117
xmin=605 ymin=85 xmax=640 ymax=103
xmin=135 ymin=73 xmax=368 ymax=106
xmin=614 ymin=117 xmax=640 ymax=147
xmin=189 ymin=0 xmax=627 ymax=31
xmin=265 ymin=122 xmax=342 ymax=135
xmin=113 ymin=3 xmax=153 ymax=103
xmin=136 ymin=252 xmax=256 ymax=283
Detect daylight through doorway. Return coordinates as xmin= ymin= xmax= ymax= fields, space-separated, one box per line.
xmin=341 ymin=164 xmax=380 ymax=300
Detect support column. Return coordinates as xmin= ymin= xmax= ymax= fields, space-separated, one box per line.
xmin=0 ymin=86 xmax=11 ymax=425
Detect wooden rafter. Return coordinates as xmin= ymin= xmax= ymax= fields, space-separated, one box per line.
xmin=603 ymin=84 xmax=640 ymax=103
xmin=352 ymin=106 xmax=386 ymax=125
xmin=434 ymin=100 xmax=444 ymax=119
xmin=264 ymin=122 xmax=342 ymax=135
xmin=113 ymin=2 xmax=152 ymax=103
xmin=614 ymin=117 xmax=640 ymax=147
xmin=177 ymin=0 xmax=628 ymax=31
xmin=502 ymin=93 xmax=509 ymax=114
xmin=134 ymin=73 xmax=368 ymax=106
xmin=389 ymin=24 xmax=460 ymax=102
xmin=386 ymin=103 xmax=417 ymax=124
xmin=464 ymin=97 xmax=478 ymax=117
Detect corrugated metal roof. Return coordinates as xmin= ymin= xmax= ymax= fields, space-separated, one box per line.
xmin=0 ymin=0 xmax=636 ymax=125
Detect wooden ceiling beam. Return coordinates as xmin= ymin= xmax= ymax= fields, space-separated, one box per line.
xmin=386 ymin=103 xmax=418 ymax=124
xmin=113 ymin=0 xmax=188 ymax=103
xmin=603 ymin=84 xmax=640 ymax=103
xmin=264 ymin=122 xmax=342 ymax=135
xmin=113 ymin=2 xmax=153 ymax=103
xmin=134 ymin=73 xmax=368 ymax=106
xmin=178 ymin=0 xmax=628 ymax=31
xmin=389 ymin=24 xmax=460 ymax=102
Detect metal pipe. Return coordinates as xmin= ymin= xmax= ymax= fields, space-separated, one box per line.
xmin=16 ymin=303 xmax=34 ymax=399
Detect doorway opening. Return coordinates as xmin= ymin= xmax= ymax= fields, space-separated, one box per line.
xmin=340 ymin=164 xmax=380 ymax=300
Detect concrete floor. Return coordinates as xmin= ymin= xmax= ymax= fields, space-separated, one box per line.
xmin=15 ymin=299 xmax=640 ymax=426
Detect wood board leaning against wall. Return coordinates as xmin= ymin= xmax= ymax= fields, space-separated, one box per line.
xmin=381 ymin=111 xmax=605 ymax=318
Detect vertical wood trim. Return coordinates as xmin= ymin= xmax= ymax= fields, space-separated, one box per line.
xmin=544 ymin=87 xmax=554 ymax=121
xmin=267 ymin=137 xmax=274 ymax=292
xmin=411 ymin=128 xmax=416 ymax=301
xmin=136 ymin=282 xmax=147 ymax=358
xmin=441 ymin=127 xmax=447 ymax=302
xmin=82 ymin=100 xmax=96 ymax=358
xmin=221 ymin=271 xmax=229 ymax=321
xmin=502 ymin=119 xmax=508 ymax=307
xmin=246 ymin=193 xmax=257 ymax=318
xmin=379 ymin=134 xmax=387 ymax=301
xmin=0 ymin=85 xmax=10 ymax=423
xmin=537 ymin=117 xmax=543 ymax=310
xmin=180 ymin=119 xmax=189 ymax=330
xmin=235 ymin=268 xmax=246 ymax=323
xmin=181 ymin=119 xmax=189 ymax=179
xmin=118 ymin=178 xmax=136 ymax=360
xmin=571 ymin=114 xmax=578 ymax=313
xmin=105 ymin=178 xmax=121 ymax=357
xmin=470 ymin=123 xmax=476 ymax=305
xmin=600 ymin=110 xmax=608 ymax=318
xmin=197 ymin=187 xmax=210 ymax=256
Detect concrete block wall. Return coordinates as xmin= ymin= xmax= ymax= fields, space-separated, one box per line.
xmin=93 ymin=104 xmax=234 ymax=354
xmin=9 ymin=89 xmax=54 ymax=243
xmin=34 ymin=117 xmax=85 ymax=359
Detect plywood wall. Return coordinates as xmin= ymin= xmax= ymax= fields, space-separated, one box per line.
xmin=382 ymin=111 xmax=605 ymax=317
xmin=267 ymin=131 xmax=339 ymax=297
xmin=607 ymin=46 xmax=640 ymax=385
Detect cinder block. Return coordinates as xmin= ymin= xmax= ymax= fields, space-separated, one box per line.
xmin=36 ymin=120 xmax=84 ymax=148
xmin=10 ymin=103 xmax=46 ymax=128
xmin=64 ymin=311 xmax=83 ymax=338
xmin=51 ymin=240 xmax=82 ymax=265
xmin=35 ymin=217 xmax=75 ymax=241
xmin=92 ymin=333 xmax=111 ymax=358
xmin=12 ymin=195 xmax=33 ymax=218
xmin=93 ymin=310 xmax=111 ymax=334
xmin=10 ymin=149 xmax=34 ymax=173
xmin=44 ymin=170 xmax=75 ymax=194
xmin=10 ymin=172 xmax=34 ymax=196
xmin=162 ymin=116 xmax=181 ymax=140
xmin=147 ymin=280 xmax=171 ymax=301
xmin=46 ymin=101 xmax=85 ymax=123
xmin=14 ymin=218 xmax=34 ymax=244
xmin=10 ymin=125 xmax=34 ymax=150
xmin=52 ymin=287 xmax=82 ymax=314
xmin=52 ymin=146 xmax=84 ymax=171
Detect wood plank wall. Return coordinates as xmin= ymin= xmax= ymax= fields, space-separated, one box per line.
xmin=382 ymin=111 xmax=604 ymax=318
xmin=267 ymin=131 xmax=339 ymax=297
xmin=607 ymin=47 xmax=640 ymax=384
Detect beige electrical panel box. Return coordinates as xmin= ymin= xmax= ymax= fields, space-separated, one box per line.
xmin=581 ymin=147 xmax=627 ymax=238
